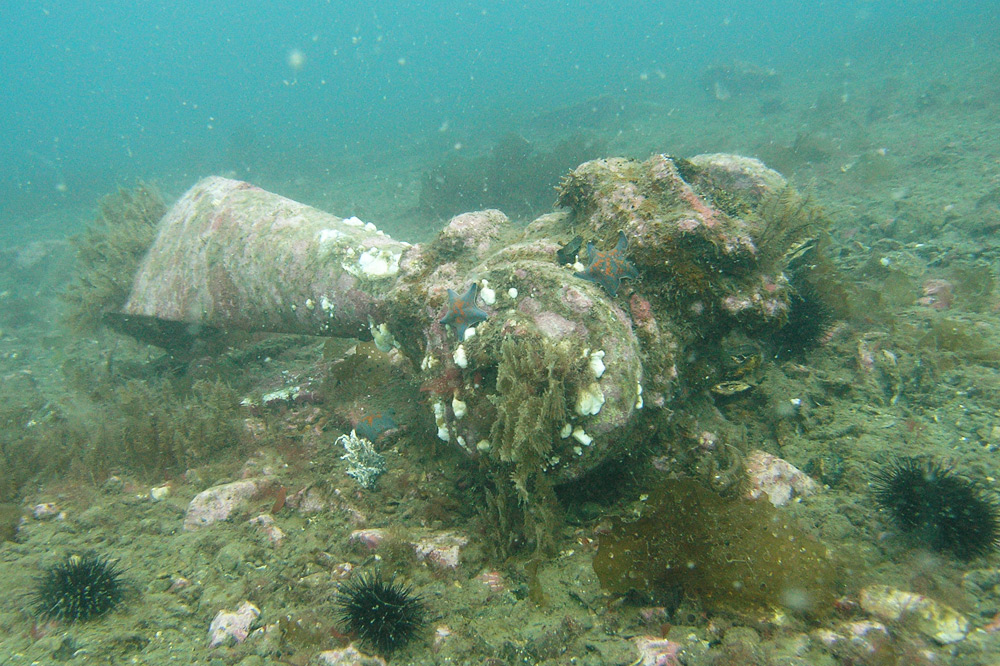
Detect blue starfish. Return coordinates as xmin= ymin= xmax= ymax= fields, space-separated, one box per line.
xmin=355 ymin=408 xmax=398 ymax=442
xmin=440 ymin=283 xmax=488 ymax=339
xmin=575 ymin=231 xmax=639 ymax=297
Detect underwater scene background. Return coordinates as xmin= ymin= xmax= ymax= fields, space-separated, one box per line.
xmin=3 ymin=1 xmax=1000 ymax=664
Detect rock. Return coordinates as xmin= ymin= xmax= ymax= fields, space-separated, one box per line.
xmin=744 ymin=450 xmax=819 ymax=506
xmin=184 ymin=479 xmax=267 ymax=531
xmin=348 ymin=528 xmax=387 ymax=550
xmin=285 ymin=486 xmax=327 ymax=514
xmin=248 ymin=513 xmax=285 ymax=545
xmin=632 ymin=636 xmax=682 ymax=666
xmin=32 ymin=502 xmax=63 ymax=520
xmin=414 ymin=532 xmax=468 ymax=569
xmin=917 ymin=278 xmax=954 ymax=310
xmin=208 ymin=600 xmax=260 ymax=647
xmin=812 ymin=620 xmax=889 ymax=657
xmin=476 ymin=569 xmax=507 ymax=594
xmin=432 ymin=624 xmax=452 ymax=652
xmin=859 ymin=584 xmax=969 ymax=645
xmin=433 ymin=209 xmax=505 ymax=259
xmin=150 ymin=484 xmax=171 ymax=501
xmin=316 ymin=644 xmax=387 ymax=666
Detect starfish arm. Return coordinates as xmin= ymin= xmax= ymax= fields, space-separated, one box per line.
xmin=439 ymin=289 xmax=461 ymax=326
xmin=601 ymin=274 xmax=621 ymax=297
xmin=459 ymin=283 xmax=479 ymax=303
xmin=615 ymin=230 xmax=628 ymax=252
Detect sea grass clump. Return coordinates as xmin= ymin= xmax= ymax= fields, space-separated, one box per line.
xmin=91 ymin=377 xmax=246 ymax=479
xmin=62 ymin=182 xmax=165 ymax=332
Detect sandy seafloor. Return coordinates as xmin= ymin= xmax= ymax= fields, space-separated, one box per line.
xmin=3 ymin=36 xmax=1000 ymax=666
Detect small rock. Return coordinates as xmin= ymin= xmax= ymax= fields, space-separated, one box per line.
xmin=32 ymin=503 xmax=62 ymax=520
xmin=476 ymin=569 xmax=507 ymax=593
xmin=812 ymin=620 xmax=888 ymax=656
xmin=917 ymin=278 xmax=954 ymax=310
xmin=633 ymin=636 xmax=682 ymax=666
xmin=101 ymin=475 xmax=125 ymax=493
xmin=859 ymin=584 xmax=969 ymax=645
xmin=316 ymin=644 xmax=387 ymax=666
xmin=349 ymin=528 xmax=387 ymax=550
xmin=184 ymin=479 xmax=267 ymax=530
xmin=248 ymin=514 xmax=285 ymax=545
xmin=414 ymin=532 xmax=468 ymax=569
xmin=150 ymin=484 xmax=171 ymax=501
xmin=168 ymin=576 xmax=190 ymax=592
xmin=432 ymin=624 xmax=452 ymax=652
xmin=285 ymin=486 xmax=327 ymax=514
xmin=639 ymin=606 xmax=669 ymax=627
xmin=745 ymin=449 xmax=818 ymax=506
xmin=208 ymin=600 xmax=260 ymax=647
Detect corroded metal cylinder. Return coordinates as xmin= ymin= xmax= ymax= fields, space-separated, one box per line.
xmin=121 ymin=176 xmax=412 ymax=339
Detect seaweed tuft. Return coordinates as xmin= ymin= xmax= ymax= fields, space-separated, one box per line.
xmin=62 ymin=183 xmax=165 ymax=332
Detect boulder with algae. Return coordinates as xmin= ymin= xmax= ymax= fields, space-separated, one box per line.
xmin=115 ymin=153 xmax=816 ymax=494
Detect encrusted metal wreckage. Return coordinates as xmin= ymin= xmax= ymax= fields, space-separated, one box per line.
xmin=116 ymin=153 xmax=814 ymax=486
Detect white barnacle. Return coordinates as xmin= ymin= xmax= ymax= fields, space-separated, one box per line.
xmin=571 ymin=426 xmax=593 ymax=446
xmin=432 ymin=401 xmax=450 ymax=441
xmin=589 ymin=350 xmax=606 ymax=378
xmin=575 ymin=381 xmax=606 ymax=416
xmin=356 ymin=246 xmax=401 ymax=278
xmin=452 ymin=395 xmax=467 ymax=420
xmin=452 ymin=344 xmax=468 ymax=368
xmin=480 ymin=280 xmax=496 ymax=305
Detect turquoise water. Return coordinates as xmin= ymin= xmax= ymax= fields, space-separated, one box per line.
xmin=1 ymin=0 xmax=995 ymax=240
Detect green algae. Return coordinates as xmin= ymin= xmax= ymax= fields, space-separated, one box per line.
xmin=484 ymin=334 xmax=581 ymax=556
xmin=61 ymin=183 xmax=166 ymax=333
xmin=593 ymin=479 xmax=839 ymax=618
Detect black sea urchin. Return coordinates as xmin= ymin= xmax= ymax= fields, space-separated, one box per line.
xmin=336 ymin=570 xmax=425 ymax=655
xmin=31 ymin=553 xmax=126 ymax=622
xmin=873 ymin=457 xmax=1000 ymax=560
xmin=773 ymin=274 xmax=834 ymax=358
